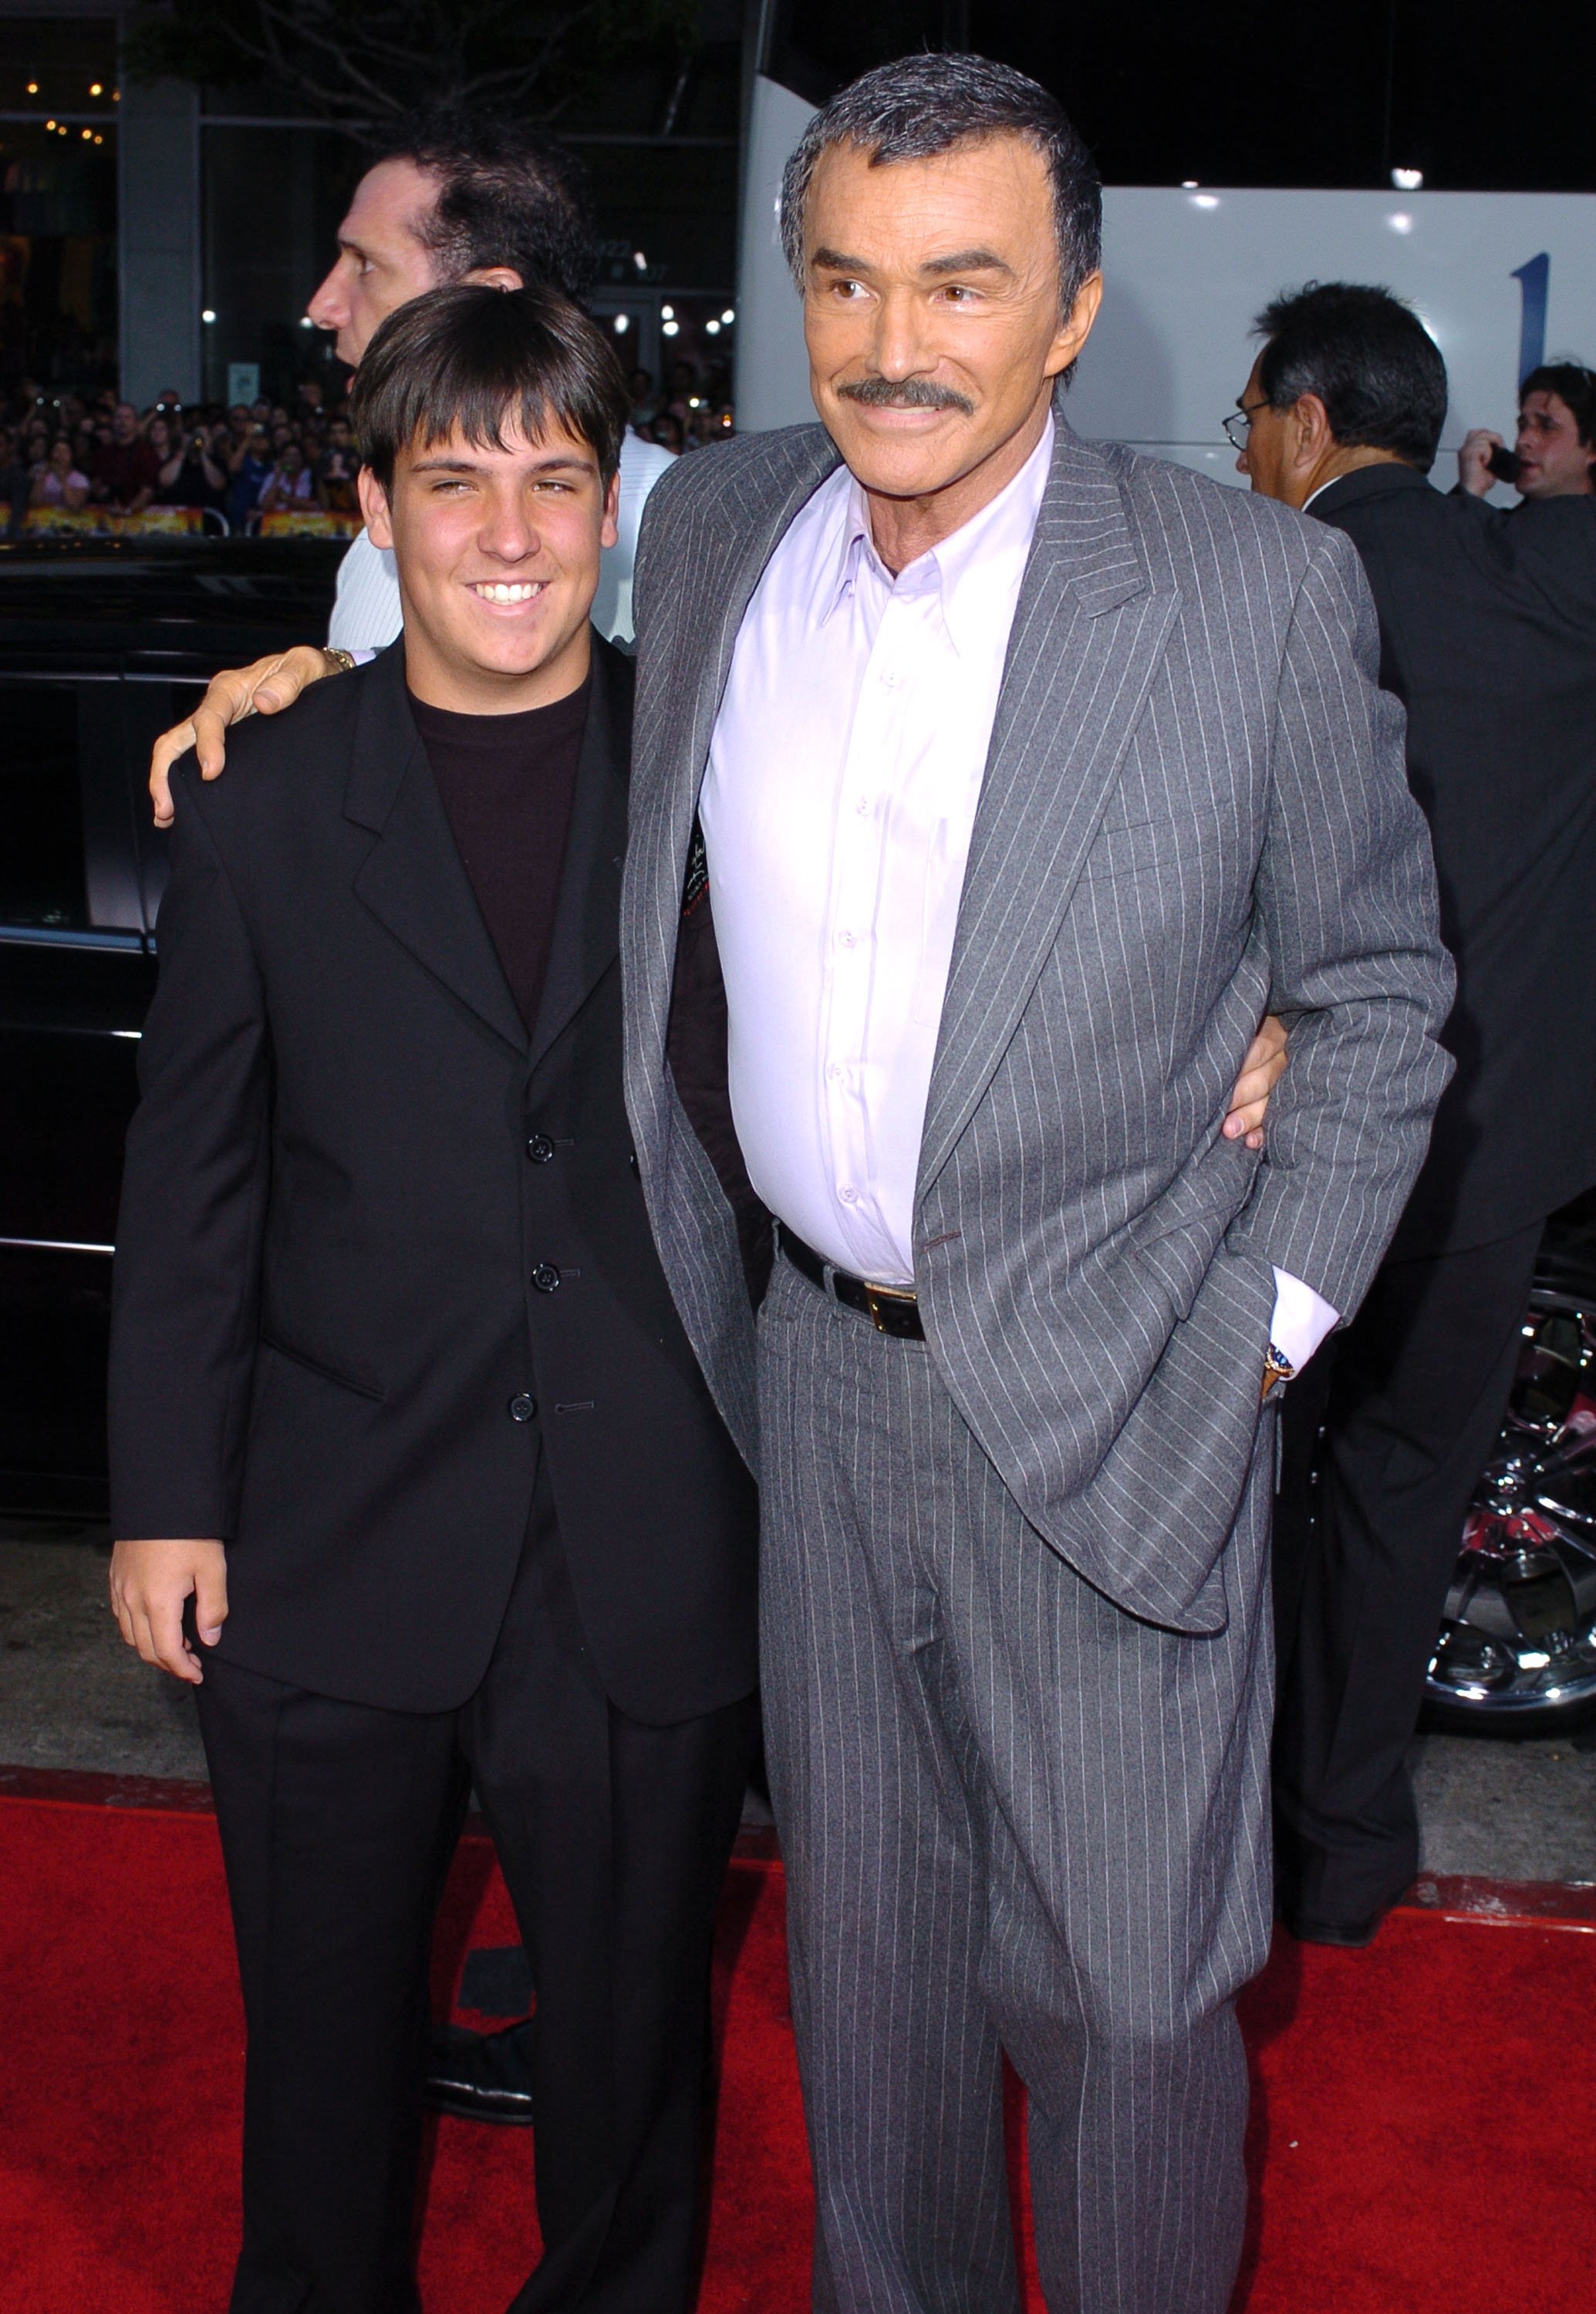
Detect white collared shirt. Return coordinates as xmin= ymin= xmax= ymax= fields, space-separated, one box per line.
xmin=700 ymin=420 xmax=1054 ymax=1285
xmin=700 ymin=420 xmax=1338 ymax=1364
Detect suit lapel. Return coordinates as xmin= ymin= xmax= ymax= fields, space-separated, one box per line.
xmin=917 ymin=422 xmax=1182 ymax=1190
xmin=346 ymin=641 xmax=528 ymax=1056
xmin=526 ymin=637 xmax=631 ymax=1074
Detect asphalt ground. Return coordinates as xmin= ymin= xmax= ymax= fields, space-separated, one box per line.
xmin=3 ymin=1517 xmax=1594 ymax=1885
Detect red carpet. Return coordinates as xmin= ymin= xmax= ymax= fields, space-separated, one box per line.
xmin=2 ymin=1788 xmax=1593 ymax=2312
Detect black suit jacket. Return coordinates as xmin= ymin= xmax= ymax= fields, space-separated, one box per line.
xmin=109 ymin=636 xmax=758 ymax=1722
xmin=1311 ymin=466 xmax=1596 ymax=1253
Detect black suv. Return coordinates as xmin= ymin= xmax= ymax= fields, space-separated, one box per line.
xmin=0 ymin=536 xmax=339 ymax=1514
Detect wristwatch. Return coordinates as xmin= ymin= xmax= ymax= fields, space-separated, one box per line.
xmin=1260 ymin=1341 xmax=1296 ymax=1402
xmin=322 ymin=646 xmax=357 ymax=676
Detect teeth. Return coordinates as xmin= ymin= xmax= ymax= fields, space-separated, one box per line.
xmin=474 ymin=582 xmax=542 ymax=604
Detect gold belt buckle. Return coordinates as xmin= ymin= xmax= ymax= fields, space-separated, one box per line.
xmin=864 ymin=1281 xmax=917 ymax=1333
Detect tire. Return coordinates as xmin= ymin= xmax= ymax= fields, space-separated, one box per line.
xmin=1421 ymin=1209 xmax=1596 ymax=1738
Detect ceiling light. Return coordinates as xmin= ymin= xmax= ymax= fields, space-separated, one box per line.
xmin=299 ymin=315 xmax=314 ymax=328
xmin=660 ymin=304 xmax=674 ymax=321
xmin=633 ymin=250 xmax=646 ymax=271
xmin=1181 ymin=179 xmax=1198 ymax=189
xmin=27 ymin=81 xmax=38 ymax=95
xmin=81 ymin=127 xmax=93 ymax=140
xmin=89 ymin=83 xmax=103 ymax=96
xmin=662 ymin=319 xmax=680 ymax=337
xmin=202 ymin=309 xmax=217 ymax=324
xmin=705 ymin=319 xmax=720 ymax=335
xmin=720 ymin=308 xmax=735 ymax=325
xmin=612 ymin=312 xmax=629 ymax=332
xmin=46 ymin=117 xmax=55 ymax=130
xmin=1392 ymin=166 xmax=1423 ymax=191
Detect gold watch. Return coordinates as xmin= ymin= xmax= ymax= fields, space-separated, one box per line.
xmin=322 ymin=646 xmax=357 ymax=676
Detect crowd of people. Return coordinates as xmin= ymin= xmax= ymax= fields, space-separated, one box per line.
xmin=0 ymin=378 xmax=358 ymax=531
xmin=626 ymin=358 xmax=734 ymax=453
xmin=0 ymin=346 xmax=734 ymax=538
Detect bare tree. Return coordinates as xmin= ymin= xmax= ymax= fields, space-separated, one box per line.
xmin=124 ymin=0 xmax=700 ymax=123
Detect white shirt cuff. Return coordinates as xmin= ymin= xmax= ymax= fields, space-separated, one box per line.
xmin=1270 ymin=1267 xmax=1339 ymax=1372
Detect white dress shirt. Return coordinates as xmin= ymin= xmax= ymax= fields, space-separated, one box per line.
xmin=325 ymin=427 xmax=675 ymax=653
xmin=701 ymin=417 xmax=1338 ymax=1368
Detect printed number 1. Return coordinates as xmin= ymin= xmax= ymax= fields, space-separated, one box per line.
xmin=1513 ymin=253 xmax=1549 ymax=386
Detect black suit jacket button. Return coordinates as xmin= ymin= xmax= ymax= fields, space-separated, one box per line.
xmin=531 ymin=1263 xmax=562 ymax=1294
xmin=526 ymin=1133 xmax=556 ymax=1164
xmin=508 ymin=1393 xmax=537 ymax=1423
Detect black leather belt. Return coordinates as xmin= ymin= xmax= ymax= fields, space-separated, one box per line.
xmin=778 ymin=1223 xmax=925 ymax=1340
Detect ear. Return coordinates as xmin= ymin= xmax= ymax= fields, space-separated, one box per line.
xmin=462 ymin=265 xmax=524 ymax=294
xmin=1044 ymin=271 xmax=1104 ymax=382
xmin=1290 ymin=393 xmax=1335 ymax=473
xmin=601 ymin=467 xmax=620 ymax=552
xmin=358 ymin=464 xmax=394 ymax=548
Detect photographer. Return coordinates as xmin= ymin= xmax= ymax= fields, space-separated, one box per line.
xmin=224 ymin=420 xmax=272 ymax=530
xmin=1459 ymin=361 xmax=1596 ymax=500
xmin=1235 ymin=282 xmax=1596 ymax=1950
xmin=155 ymin=421 xmax=228 ymax=514
xmin=255 ymin=438 xmax=319 ymax=514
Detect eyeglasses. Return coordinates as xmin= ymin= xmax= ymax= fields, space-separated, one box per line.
xmin=1222 ymin=400 xmax=1270 ymax=452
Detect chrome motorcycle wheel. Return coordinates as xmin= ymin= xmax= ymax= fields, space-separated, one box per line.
xmin=1423 ymin=1248 xmax=1596 ymax=1733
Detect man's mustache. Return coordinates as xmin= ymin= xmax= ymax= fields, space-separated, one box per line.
xmin=835 ymin=375 xmax=976 ymax=417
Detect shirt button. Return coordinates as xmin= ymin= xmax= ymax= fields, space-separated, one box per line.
xmin=838 ymin=929 xmax=857 ymax=950
xmin=879 ymin=667 xmax=901 ymax=686
xmin=838 ymin=1184 xmax=858 ymax=1203
xmin=531 ymin=1263 xmax=562 ymax=1294
xmin=508 ymin=1393 xmax=537 ymax=1423
xmin=525 ymin=1132 xmax=555 ymax=1163
xmin=855 ymin=797 xmax=871 ymax=816
xmin=827 ymin=1063 xmax=845 ymax=1083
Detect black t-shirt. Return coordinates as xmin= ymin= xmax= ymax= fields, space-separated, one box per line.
xmin=410 ymin=677 xmax=590 ymax=1034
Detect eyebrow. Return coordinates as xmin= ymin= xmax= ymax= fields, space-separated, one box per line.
xmin=408 ymin=452 xmax=596 ymax=476
xmin=809 ymin=244 xmax=1014 ymax=280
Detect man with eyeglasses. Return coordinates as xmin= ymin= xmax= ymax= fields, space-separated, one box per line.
xmin=1233 ymin=281 xmax=1596 ymax=1952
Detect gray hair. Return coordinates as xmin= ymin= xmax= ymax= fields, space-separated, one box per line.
xmin=778 ymin=52 xmax=1102 ymax=322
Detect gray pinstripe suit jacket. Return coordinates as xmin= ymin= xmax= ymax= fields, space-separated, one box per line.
xmin=621 ymin=412 xmax=1455 ymax=1635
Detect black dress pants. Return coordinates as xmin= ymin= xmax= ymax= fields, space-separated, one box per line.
xmin=1272 ymin=1219 xmax=1544 ymax=1926
xmin=195 ymin=1469 xmax=754 ymax=2314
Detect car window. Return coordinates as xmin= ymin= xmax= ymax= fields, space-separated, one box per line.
xmin=0 ymin=680 xmax=89 ymax=932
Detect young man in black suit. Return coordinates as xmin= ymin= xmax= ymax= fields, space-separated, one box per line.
xmin=1236 ymin=282 xmax=1596 ymax=1946
xmin=106 ymin=284 xmax=758 ymax=2314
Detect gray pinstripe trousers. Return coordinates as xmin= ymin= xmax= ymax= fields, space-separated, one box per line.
xmin=757 ymin=1256 xmax=1276 ymax=2314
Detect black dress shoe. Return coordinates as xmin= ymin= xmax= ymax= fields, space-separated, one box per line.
xmin=1277 ymin=1904 xmax=1384 ymax=1950
xmin=424 ymin=2019 xmax=535 ymax=2124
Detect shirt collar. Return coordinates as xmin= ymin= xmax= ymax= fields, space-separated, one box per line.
xmin=821 ymin=416 xmax=1054 ymax=653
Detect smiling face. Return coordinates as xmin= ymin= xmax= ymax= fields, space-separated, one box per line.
xmin=1514 ymin=390 xmax=1595 ymax=498
xmin=801 ymin=132 xmax=1100 ymax=557
xmin=359 ymin=413 xmax=619 ymax=713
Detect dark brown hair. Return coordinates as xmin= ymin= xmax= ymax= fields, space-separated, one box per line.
xmin=349 ymin=282 xmax=629 ymax=493
xmin=363 ymin=103 xmax=597 ymax=304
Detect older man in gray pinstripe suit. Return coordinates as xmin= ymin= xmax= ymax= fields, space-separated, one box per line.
xmin=623 ymin=52 xmax=1453 ymax=2314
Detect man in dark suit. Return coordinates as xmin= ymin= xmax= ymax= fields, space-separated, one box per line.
xmin=106 ymin=283 xmax=758 ymax=2314
xmin=1237 ymin=280 xmax=1596 ymax=1945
